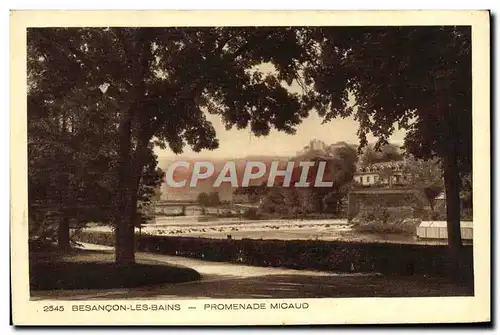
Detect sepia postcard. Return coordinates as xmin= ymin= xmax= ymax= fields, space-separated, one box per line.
xmin=10 ymin=10 xmax=490 ymax=326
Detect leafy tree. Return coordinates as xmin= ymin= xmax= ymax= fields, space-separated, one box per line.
xmin=380 ymin=144 xmax=404 ymax=162
xmin=283 ymin=188 xmax=302 ymax=217
xmin=294 ymin=144 xmax=357 ymax=214
xmin=136 ymin=150 xmax=165 ymax=226
xmin=361 ymin=144 xmax=403 ymax=166
xmin=151 ymin=186 xmax=163 ymax=203
xmin=322 ymin=191 xmax=342 ymax=214
xmin=377 ymin=166 xmax=395 ymax=187
xmin=423 ymin=184 xmax=444 ymax=212
xmin=28 ymin=33 xmax=168 ymax=251
xmin=29 ymin=27 xmax=313 ymax=264
xmin=315 ymin=145 xmax=357 ymax=213
xmin=360 ymin=145 xmax=379 ymax=167
xmin=258 ymin=144 xmax=355 ymax=216
xmin=460 ymin=174 xmax=472 ymax=210
xmin=233 ymin=182 xmax=269 ymax=203
xmin=207 ymin=192 xmax=221 ymax=207
xmin=28 ymin=88 xmax=165 ymax=250
xmin=197 ymin=192 xmax=210 ymax=207
xmin=299 ymin=189 xmax=322 ymax=213
xmin=328 ymin=145 xmax=358 ymax=186
xmin=403 ymin=156 xmax=444 ymax=210
xmin=259 ymin=187 xmax=288 ymax=214
xmin=27 ymin=85 xmax=118 ymax=250
xmin=303 ymin=26 xmax=472 ymax=262
xmin=27 ymin=29 xmax=123 ymax=250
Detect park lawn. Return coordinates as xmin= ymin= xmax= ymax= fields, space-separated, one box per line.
xmin=29 ymin=246 xmax=201 ymax=291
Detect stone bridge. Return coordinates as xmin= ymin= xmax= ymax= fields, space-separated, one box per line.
xmin=153 ymin=200 xmax=258 ymax=216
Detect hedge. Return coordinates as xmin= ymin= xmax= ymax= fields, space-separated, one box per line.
xmin=75 ymin=231 xmax=474 ymax=278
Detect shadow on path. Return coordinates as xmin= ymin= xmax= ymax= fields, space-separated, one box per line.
xmin=31 ymin=243 xmax=473 ymax=300
xmin=31 ymin=272 xmax=473 ymax=301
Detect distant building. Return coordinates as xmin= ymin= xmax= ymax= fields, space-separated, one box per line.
xmin=296 ymin=139 xmax=328 ymax=156
xmin=353 ymin=160 xmax=409 ymax=187
xmin=353 ymin=171 xmax=380 ymax=186
xmin=310 ymin=139 xmax=327 ymax=152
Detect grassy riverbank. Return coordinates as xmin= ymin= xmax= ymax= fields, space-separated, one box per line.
xmin=29 ymin=245 xmax=201 ymax=291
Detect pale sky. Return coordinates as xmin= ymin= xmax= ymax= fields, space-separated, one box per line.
xmin=154 ymin=63 xmax=407 ymax=159
xmin=154 ymin=112 xmax=407 ymax=159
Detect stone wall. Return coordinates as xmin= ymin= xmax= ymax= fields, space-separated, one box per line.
xmin=347 ymin=188 xmax=428 ymax=220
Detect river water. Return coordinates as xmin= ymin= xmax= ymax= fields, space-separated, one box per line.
xmin=85 ymin=215 xmax=453 ymax=245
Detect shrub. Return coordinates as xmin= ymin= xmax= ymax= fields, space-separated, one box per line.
xmin=352 ymin=206 xmax=420 ymax=234
xmin=419 ymin=209 xmax=447 ymax=221
xmin=75 ymin=231 xmax=473 ymax=278
xmin=461 ymin=208 xmax=473 ymax=221
xmin=242 ymin=208 xmax=261 ymax=220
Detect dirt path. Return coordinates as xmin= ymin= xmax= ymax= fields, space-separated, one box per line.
xmin=30 ymin=243 xmax=473 ymax=300
xmin=77 ymin=242 xmax=375 ymax=278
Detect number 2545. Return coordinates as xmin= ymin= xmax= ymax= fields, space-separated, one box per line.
xmin=43 ymin=306 xmax=64 ymax=312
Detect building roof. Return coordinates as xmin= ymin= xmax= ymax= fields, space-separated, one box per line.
xmin=357 ymin=160 xmax=406 ymax=173
xmin=354 ymin=171 xmax=380 ymax=176
xmin=419 ymin=221 xmax=473 ymax=228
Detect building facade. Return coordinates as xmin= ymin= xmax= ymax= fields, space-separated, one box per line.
xmin=296 ymin=139 xmax=328 ymax=156
xmin=353 ymin=172 xmax=380 ymax=186
xmin=353 ymin=160 xmax=409 ymax=187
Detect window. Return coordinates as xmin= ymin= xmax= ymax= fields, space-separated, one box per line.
xmin=367 ymin=176 xmax=370 ymax=183
xmin=360 ymin=176 xmax=363 ymax=184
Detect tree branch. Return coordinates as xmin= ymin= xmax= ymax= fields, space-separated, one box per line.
xmin=36 ymin=30 xmax=92 ymax=71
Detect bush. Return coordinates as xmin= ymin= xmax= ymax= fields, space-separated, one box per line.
xmin=419 ymin=209 xmax=447 ymax=221
xmin=242 ymin=208 xmax=261 ymax=220
xmin=461 ymin=208 xmax=473 ymax=221
xmin=352 ymin=206 xmax=420 ymax=234
xmin=75 ymin=231 xmax=474 ymax=278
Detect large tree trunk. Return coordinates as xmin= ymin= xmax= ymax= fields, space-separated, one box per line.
xmin=114 ymin=106 xmax=135 ymax=265
xmin=114 ymin=129 xmax=150 ymax=265
xmin=115 ymin=194 xmax=136 ymax=265
xmin=114 ymin=29 xmax=153 ymax=265
xmin=58 ymin=216 xmax=70 ymax=251
xmin=443 ymin=150 xmax=463 ymax=277
xmin=114 ymin=183 xmax=135 ymax=266
xmin=114 ymin=160 xmax=145 ymax=265
xmin=58 ymin=109 xmax=71 ymax=252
